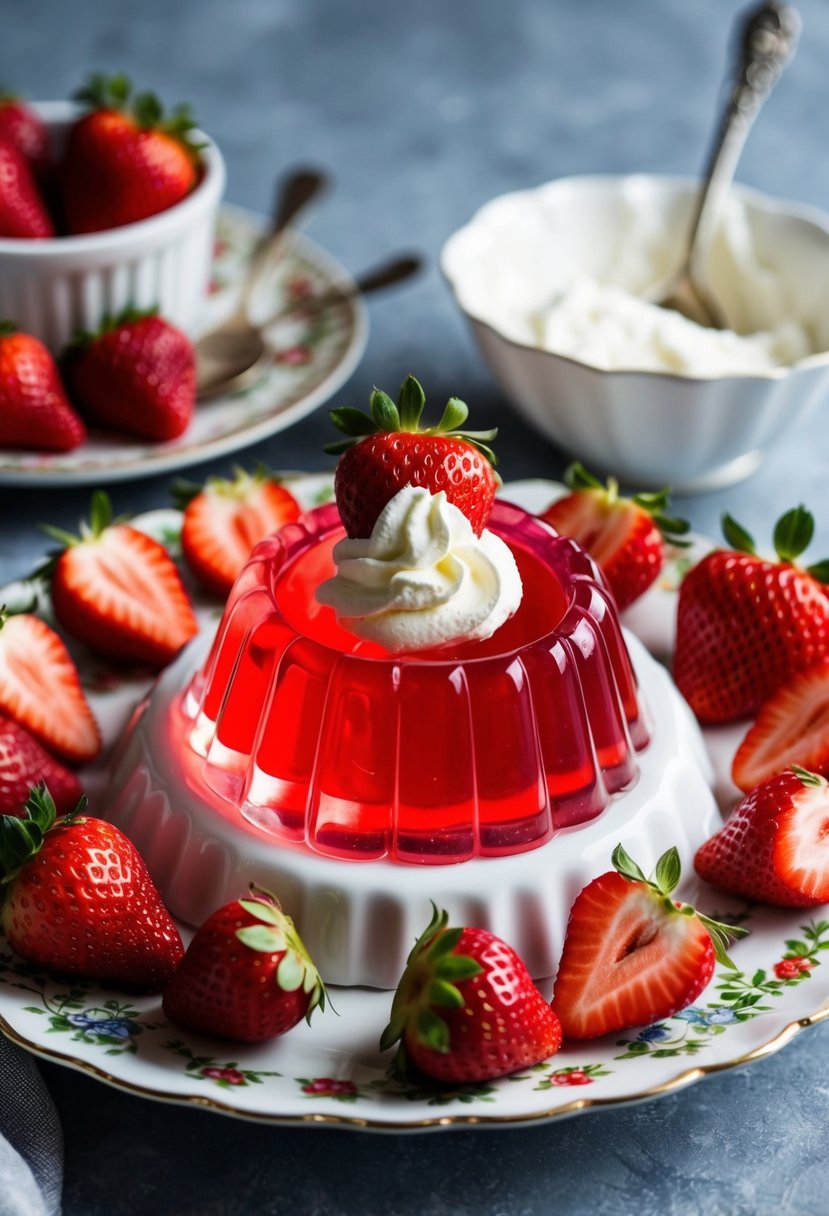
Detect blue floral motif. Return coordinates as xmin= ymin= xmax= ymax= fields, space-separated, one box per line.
xmin=66 ymin=1013 xmax=142 ymax=1039
xmin=636 ymin=1024 xmax=672 ymax=1042
xmin=674 ymin=1006 xmax=739 ymax=1027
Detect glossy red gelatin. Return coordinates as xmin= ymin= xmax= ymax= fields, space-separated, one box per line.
xmin=181 ymin=501 xmax=649 ymax=864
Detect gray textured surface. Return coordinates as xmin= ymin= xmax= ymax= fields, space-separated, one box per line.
xmin=2 ymin=0 xmax=829 ymax=1212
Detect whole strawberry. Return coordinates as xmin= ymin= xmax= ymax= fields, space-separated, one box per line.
xmin=61 ymin=73 xmax=201 ymax=234
xmin=45 ymin=490 xmax=198 ymax=669
xmin=162 ymin=888 xmax=326 ymax=1043
xmin=0 ymin=324 xmax=85 ymax=450
xmin=552 ymin=846 xmax=745 ymax=1040
xmin=1 ymin=785 xmax=184 ymax=991
xmin=0 ymin=140 xmax=53 ymax=239
xmin=674 ymin=508 xmax=829 ymax=723
xmin=0 ymin=714 xmax=83 ymax=815
xmin=0 ymin=94 xmax=50 ymax=179
xmin=327 ymin=376 xmax=498 ymax=538
xmin=380 ymin=905 xmax=561 ymax=1083
xmin=63 ymin=308 xmax=195 ymax=442
xmin=540 ymin=464 xmax=690 ymax=611
xmin=173 ymin=467 xmax=301 ymax=598
xmin=695 ymin=768 xmax=829 ymax=907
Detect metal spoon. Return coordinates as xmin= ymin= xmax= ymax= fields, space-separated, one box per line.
xmin=195 ymin=168 xmax=331 ymax=397
xmin=647 ymin=1 xmax=800 ymax=328
xmin=197 ymin=252 xmax=424 ymax=400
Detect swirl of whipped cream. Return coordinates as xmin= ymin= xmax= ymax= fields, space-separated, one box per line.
xmin=315 ymin=486 xmax=523 ymax=652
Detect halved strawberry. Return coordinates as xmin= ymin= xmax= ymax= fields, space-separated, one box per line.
xmin=46 ymin=491 xmax=197 ymax=669
xmin=732 ymin=662 xmax=829 ymax=792
xmin=540 ymin=464 xmax=690 ymax=611
xmin=551 ymin=846 xmax=744 ymax=1040
xmin=0 ymin=713 xmax=83 ymax=815
xmin=0 ymin=611 xmax=100 ymax=763
xmin=696 ymin=768 xmax=829 ymax=907
xmin=174 ymin=468 xmax=301 ymax=599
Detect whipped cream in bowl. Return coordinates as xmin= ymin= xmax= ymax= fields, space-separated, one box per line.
xmin=316 ymin=486 xmax=523 ymax=653
xmin=441 ymin=174 xmax=829 ymax=490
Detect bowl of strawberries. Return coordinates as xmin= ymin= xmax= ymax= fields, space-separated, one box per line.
xmin=0 ymin=74 xmax=226 ymax=352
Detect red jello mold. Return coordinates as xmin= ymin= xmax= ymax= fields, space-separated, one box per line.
xmin=181 ymin=500 xmax=649 ymax=864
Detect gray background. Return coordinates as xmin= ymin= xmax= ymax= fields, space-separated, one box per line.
xmin=2 ymin=0 xmax=829 ymax=1212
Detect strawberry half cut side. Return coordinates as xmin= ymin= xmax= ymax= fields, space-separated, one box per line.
xmin=44 ymin=490 xmax=198 ymax=669
xmin=732 ymin=661 xmax=829 ymax=792
xmin=0 ymin=713 xmax=83 ymax=815
xmin=541 ymin=463 xmax=690 ymax=612
xmin=0 ymin=610 xmax=100 ymax=764
xmin=173 ymin=467 xmax=301 ymax=598
xmin=696 ymin=768 xmax=829 ymax=907
xmin=551 ymin=846 xmax=746 ymax=1040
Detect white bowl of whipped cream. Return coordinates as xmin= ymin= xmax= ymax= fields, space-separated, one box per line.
xmin=441 ymin=175 xmax=829 ymax=491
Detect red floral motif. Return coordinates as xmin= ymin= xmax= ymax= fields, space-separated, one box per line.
xmin=275 ymin=344 xmax=313 ymax=366
xmin=301 ymin=1077 xmax=358 ymax=1097
xmin=550 ymin=1070 xmax=593 ymax=1086
xmin=774 ymin=957 xmax=815 ymax=980
xmin=212 ymin=238 xmax=229 ymax=258
xmin=201 ymin=1066 xmax=246 ymax=1085
xmin=287 ymin=275 xmax=314 ymax=300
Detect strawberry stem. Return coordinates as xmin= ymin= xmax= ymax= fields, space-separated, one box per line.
xmin=326 ymin=377 xmax=498 ymax=465
xmin=0 ymin=784 xmax=67 ymax=886
xmin=565 ymin=463 xmax=690 ymax=546
xmin=612 ymin=843 xmax=748 ymax=969
xmin=722 ymin=505 xmax=829 ymax=578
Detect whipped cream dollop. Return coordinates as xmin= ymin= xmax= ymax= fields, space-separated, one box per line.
xmin=532 ymin=275 xmax=811 ymax=376
xmin=316 ymin=486 xmax=523 ymax=652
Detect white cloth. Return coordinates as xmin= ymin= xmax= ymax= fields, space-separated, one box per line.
xmin=0 ymin=1038 xmax=62 ymax=1216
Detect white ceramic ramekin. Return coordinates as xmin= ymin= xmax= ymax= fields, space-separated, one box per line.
xmin=0 ymin=102 xmax=226 ymax=351
xmin=441 ymin=175 xmax=829 ymax=492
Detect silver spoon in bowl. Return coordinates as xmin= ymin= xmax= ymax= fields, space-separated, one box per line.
xmin=647 ymin=1 xmax=800 ymax=329
xmin=195 ymin=167 xmax=331 ymax=397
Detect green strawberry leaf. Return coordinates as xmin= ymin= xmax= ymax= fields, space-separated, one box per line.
xmin=276 ymin=951 xmax=304 ymax=993
xmin=722 ymin=513 xmax=756 ymax=554
xmin=433 ymin=396 xmax=469 ymax=434
xmin=415 ymin=1007 xmax=450 ymax=1053
xmin=235 ymin=925 xmax=286 ymax=954
xmin=773 ymin=506 xmax=814 ymax=563
xmin=328 ymin=407 xmax=378 ymax=438
xmin=611 ymin=843 xmax=648 ymax=885
xmin=654 ymin=847 xmax=681 ymax=897
xmin=564 ymin=462 xmax=604 ymax=492
xmin=427 ymin=979 xmax=466 ymax=1009
xmin=369 ymin=389 xmax=401 ymax=432
xmin=397 ymin=375 xmax=427 ymax=431
xmin=806 ymin=560 xmax=829 ymax=584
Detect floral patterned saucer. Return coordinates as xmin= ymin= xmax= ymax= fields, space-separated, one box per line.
xmin=1 ymin=477 xmax=827 ymax=1131
xmin=0 ymin=208 xmax=368 ymax=487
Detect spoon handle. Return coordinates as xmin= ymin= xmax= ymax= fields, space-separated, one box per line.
xmin=279 ymin=254 xmax=424 ymax=319
xmin=688 ymin=2 xmax=800 ymax=261
xmin=242 ymin=167 xmax=332 ymax=313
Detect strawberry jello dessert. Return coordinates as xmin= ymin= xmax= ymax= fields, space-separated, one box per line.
xmin=107 ymin=379 xmax=718 ymax=987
